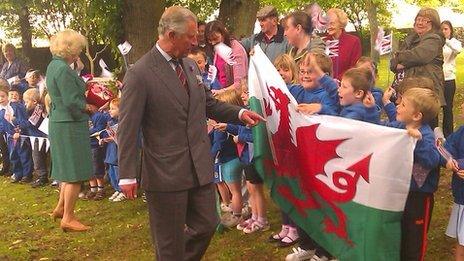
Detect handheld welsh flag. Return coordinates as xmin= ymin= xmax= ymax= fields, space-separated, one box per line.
xmin=248 ymin=46 xmax=415 ymax=260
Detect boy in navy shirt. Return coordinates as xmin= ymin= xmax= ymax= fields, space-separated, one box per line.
xmin=385 ymin=87 xmax=440 ymax=261
xmin=22 ymin=88 xmax=48 ymax=187
xmin=100 ymin=98 xmax=123 ymax=202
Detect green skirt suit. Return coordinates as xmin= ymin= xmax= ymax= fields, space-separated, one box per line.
xmin=46 ymin=56 xmax=92 ymax=182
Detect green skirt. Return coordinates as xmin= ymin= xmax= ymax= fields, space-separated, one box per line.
xmin=49 ymin=120 xmax=93 ymax=182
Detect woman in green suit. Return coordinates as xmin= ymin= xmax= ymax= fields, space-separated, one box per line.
xmin=47 ymin=29 xmax=95 ymax=232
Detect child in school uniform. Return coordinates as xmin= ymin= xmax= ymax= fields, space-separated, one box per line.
xmin=211 ymin=89 xmax=245 ymax=228
xmin=22 ymin=88 xmax=49 ymax=187
xmin=82 ymin=103 xmax=111 ymax=200
xmin=355 ymin=56 xmax=384 ymax=110
xmin=438 ymin=101 xmax=464 ymax=261
xmin=336 ymin=67 xmax=380 ymax=123
xmin=4 ymin=87 xmax=32 ymax=183
xmin=285 ymin=54 xmax=339 ymax=261
xmin=384 ymin=87 xmax=440 ymax=260
xmin=100 ymin=98 xmax=124 ymax=202
xmin=225 ymin=80 xmax=270 ymax=234
xmin=269 ymin=54 xmax=300 ymax=246
xmin=187 ymin=47 xmax=221 ymax=91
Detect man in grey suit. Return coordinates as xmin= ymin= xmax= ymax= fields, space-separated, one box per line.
xmin=117 ymin=6 xmax=264 ymax=261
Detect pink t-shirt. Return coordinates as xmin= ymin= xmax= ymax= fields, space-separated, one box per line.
xmin=214 ymin=39 xmax=248 ymax=89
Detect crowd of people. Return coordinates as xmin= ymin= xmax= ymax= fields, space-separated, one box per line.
xmin=1 ymin=4 xmax=464 ymax=261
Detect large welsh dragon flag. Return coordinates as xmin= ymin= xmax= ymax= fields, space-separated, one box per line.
xmin=248 ymin=46 xmax=416 ymax=260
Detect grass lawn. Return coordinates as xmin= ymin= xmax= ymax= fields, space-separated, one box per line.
xmin=1 ymin=55 xmax=464 ymax=260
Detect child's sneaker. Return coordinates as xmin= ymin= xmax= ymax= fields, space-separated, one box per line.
xmin=112 ymin=192 xmax=126 ymax=202
xmin=285 ymin=247 xmax=316 ymax=261
xmin=109 ymin=191 xmax=120 ymax=201
xmin=220 ymin=214 xmax=242 ymax=228
xmin=236 ymin=218 xmax=254 ymax=231
xmin=243 ymin=220 xmax=270 ymax=234
xmin=310 ymin=255 xmax=330 ymax=261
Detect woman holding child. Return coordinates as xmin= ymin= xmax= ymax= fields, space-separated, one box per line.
xmin=46 ymin=29 xmax=96 ymax=232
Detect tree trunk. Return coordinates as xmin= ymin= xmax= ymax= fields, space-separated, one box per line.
xmin=18 ymin=6 xmax=33 ymax=65
xmin=121 ymin=0 xmax=163 ymax=65
xmin=366 ymin=0 xmax=380 ymax=63
xmin=218 ymin=0 xmax=260 ymax=39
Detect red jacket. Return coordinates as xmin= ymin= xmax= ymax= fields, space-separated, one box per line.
xmin=327 ymin=30 xmax=362 ymax=80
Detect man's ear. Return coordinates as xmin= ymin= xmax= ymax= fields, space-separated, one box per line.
xmin=167 ymin=30 xmax=176 ymax=41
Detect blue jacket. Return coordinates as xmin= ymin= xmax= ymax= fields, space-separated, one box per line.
xmin=104 ymin=118 xmax=118 ymax=165
xmin=319 ymin=75 xmax=340 ymax=112
xmin=226 ymin=123 xmax=253 ymax=164
xmin=371 ymin=87 xmax=384 ymax=111
xmin=383 ymin=102 xmax=397 ymax=122
xmin=442 ymin=126 xmax=464 ymax=204
xmin=202 ymin=71 xmax=222 ymax=91
xmin=386 ymin=121 xmax=440 ymax=193
xmin=3 ymin=102 xmax=29 ymax=136
xmin=210 ymin=129 xmax=238 ymax=164
xmin=89 ymin=111 xmax=111 ymax=148
xmin=289 ymin=85 xmax=337 ymax=115
xmin=339 ymin=102 xmax=380 ymax=124
xmin=23 ymin=104 xmax=47 ymax=137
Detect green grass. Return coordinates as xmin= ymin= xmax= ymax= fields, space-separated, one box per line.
xmin=1 ymin=55 xmax=464 ymax=260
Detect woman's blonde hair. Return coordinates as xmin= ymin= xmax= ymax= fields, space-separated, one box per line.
xmin=49 ymin=29 xmax=87 ymax=58
xmin=216 ymin=88 xmax=243 ymax=107
xmin=327 ymin=8 xmax=348 ymax=28
xmin=1 ymin=43 xmax=15 ymax=53
xmin=274 ymin=54 xmax=298 ymax=84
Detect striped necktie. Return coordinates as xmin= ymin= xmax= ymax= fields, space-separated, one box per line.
xmin=172 ymin=59 xmax=189 ymax=94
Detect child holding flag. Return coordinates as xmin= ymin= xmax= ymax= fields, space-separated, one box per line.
xmin=22 ymin=88 xmax=49 ymax=187
xmin=100 ymin=98 xmax=124 ymax=202
xmin=442 ymin=102 xmax=464 ymax=261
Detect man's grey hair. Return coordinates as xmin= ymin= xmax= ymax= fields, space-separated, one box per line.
xmin=158 ymin=6 xmax=198 ymax=35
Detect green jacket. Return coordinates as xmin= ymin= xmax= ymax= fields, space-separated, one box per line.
xmin=46 ymin=56 xmax=88 ymax=122
xmin=390 ymin=31 xmax=446 ymax=106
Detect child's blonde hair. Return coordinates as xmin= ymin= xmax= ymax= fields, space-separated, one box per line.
xmin=216 ymin=88 xmax=243 ymax=107
xmin=342 ymin=67 xmax=373 ymax=99
xmin=110 ymin=97 xmax=120 ymax=107
xmin=23 ymin=88 xmax=41 ymax=102
xmin=0 ymin=79 xmax=8 ymax=95
xmin=402 ymin=87 xmax=440 ymax=124
xmin=274 ymin=54 xmax=298 ymax=84
xmin=310 ymin=52 xmax=333 ymax=76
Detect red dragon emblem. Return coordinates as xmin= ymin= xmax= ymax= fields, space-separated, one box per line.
xmin=263 ymin=84 xmax=372 ymax=245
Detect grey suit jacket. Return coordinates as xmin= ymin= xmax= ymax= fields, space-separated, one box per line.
xmin=118 ymin=46 xmax=242 ymax=192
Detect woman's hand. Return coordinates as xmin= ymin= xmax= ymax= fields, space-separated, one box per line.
xmin=396 ymin=64 xmax=405 ymax=71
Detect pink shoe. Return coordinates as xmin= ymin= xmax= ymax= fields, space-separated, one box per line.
xmin=236 ymin=218 xmax=254 ymax=231
xmin=243 ymin=220 xmax=270 ymax=234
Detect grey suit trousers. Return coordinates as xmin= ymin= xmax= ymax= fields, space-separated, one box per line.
xmin=145 ymin=183 xmax=218 ymax=261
